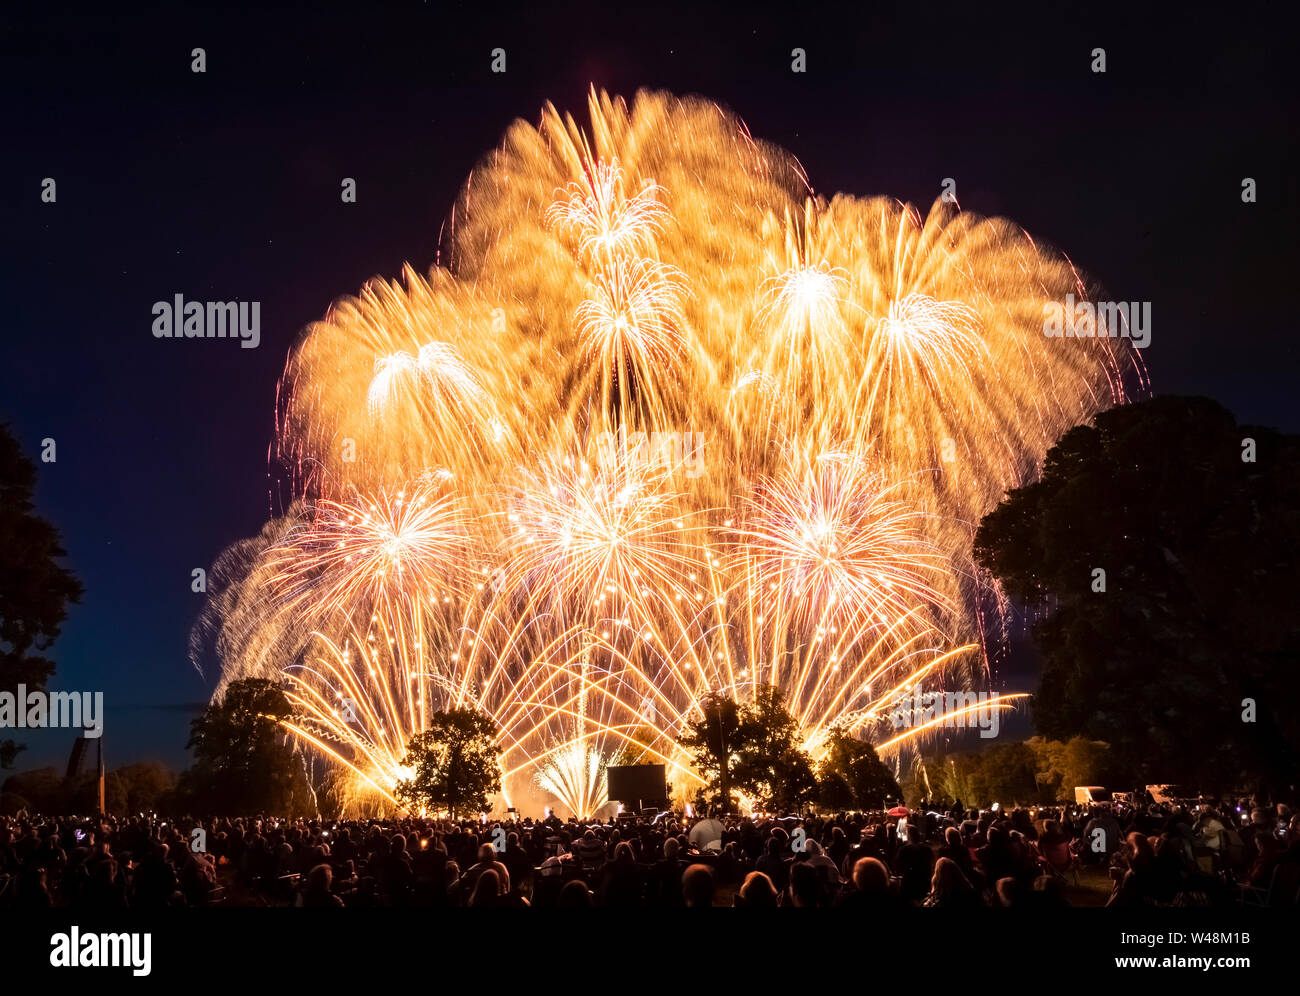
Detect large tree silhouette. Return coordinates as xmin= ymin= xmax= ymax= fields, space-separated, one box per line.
xmin=395 ymin=709 xmax=500 ymax=818
xmin=182 ymin=678 xmax=316 ymax=814
xmin=817 ymin=728 xmax=902 ymax=811
xmin=0 ymin=424 xmax=83 ymax=768
xmin=974 ymin=396 xmax=1300 ymax=793
xmin=679 ymin=692 xmax=741 ymax=812
xmin=681 ymin=687 xmax=819 ymax=813
xmin=730 ymin=686 xmax=818 ymax=813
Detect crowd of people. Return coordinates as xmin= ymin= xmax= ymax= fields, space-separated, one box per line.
xmin=1 ymin=796 xmax=1296 ymax=909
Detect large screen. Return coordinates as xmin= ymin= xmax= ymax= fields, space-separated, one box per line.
xmin=606 ymin=764 xmax=667 ymax=804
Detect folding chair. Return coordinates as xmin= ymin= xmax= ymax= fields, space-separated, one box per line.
xmin=1238 ymin=866 xmax=1275 ymax=907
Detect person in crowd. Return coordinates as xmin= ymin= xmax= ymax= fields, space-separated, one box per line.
xmin=556 ymin=880 xmax=594 ymax=908
xmin=937 ymin=825 xmax=983 ymax=887
xmin=598 ymin=841 xmax=645 ymax=908
xmin=681 ymin=863 xmax=715 ymax=908
xmin=895 ymin=821 xmax=935 ymax=901
xmin=835 ymin=857 xmax=901 ymax=910
xmin=922 ymin=857 xmax=979 ymax=909
xmin=643 ymin=837 xmax=685 ymax=908
xmin=300 ymin=863 xmax=344 ymax=908
xmin=734 ymin=871 xmax=779 ymax=908
xmin=802 ymin=838 xmax=841 ymax=887
xmin=785 ymin=861 xmax=827 ymax=908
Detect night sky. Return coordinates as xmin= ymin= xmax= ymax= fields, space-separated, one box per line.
xmin=3 ymin=3 xmax=1295 ymax=770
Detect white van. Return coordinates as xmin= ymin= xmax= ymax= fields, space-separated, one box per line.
xmin=1074 ymin=786 xmax=1112 ymax=806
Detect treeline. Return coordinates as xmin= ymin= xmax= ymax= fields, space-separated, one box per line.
xmin=903 ymin=736 xmax=1113 ymax=809
xmin=0 ymin=695 xmax=1117 ymax=819
xmin=1 ymin=761 xmax=177 ymax=816
xmin=0 ymin=679 xmax=318 ymax=818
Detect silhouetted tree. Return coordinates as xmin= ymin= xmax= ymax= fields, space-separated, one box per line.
xmin=182 ymin=678 xmax=316 ymax=814
xmin=682 ymin=688 xmax=820 ymax=813
xmin=0 ymin=424 xmax=83 ymax=768
xmin=974 ymin=396 xmax=1300 ymax=792
xmin=395 ymin=709 xmax=500 ymax=818
xmin=106 ymin=761 xmax=177 ymax=815
xmin=816 ymin=728 xmax=902 ymax=811
xmin=679 ymin=693 xmax=741 ymax=812
xmin=731 ymin=686 xmax=818 ymax=812
xmin=0 ymin=766 xmax=66 ymax=812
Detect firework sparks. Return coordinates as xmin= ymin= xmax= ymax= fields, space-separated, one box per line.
xmin=193 ymin=88 xmax=1146 ymax=817
xmin=546 ymin=156 xmax=669 ymax=263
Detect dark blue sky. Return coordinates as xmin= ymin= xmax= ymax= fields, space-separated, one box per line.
xmin=3 ymin=2 xmax=1295 ymax=771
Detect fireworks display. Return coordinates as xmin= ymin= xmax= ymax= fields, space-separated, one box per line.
xmin=191 ymin=89 xmax=1145 ymax=818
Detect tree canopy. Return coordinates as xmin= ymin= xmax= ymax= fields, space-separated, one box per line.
xmin=682 ymin=687 xmax=869 ymax=813
xmin=729 ymin=686 xmax=818 ymax=813
xmin=974 ymin=396 xmax=1300 ymax=792
xmin=0 ymin=424 xmax=83 ymax=768
xmin=181 ymin=678 xmax=316 ymax=814
xmin=395 ymin=708 xmax=501 ymax=818
xmin=922 ymin=737 xmax=1112 ymax=808
xmin=816 ymin=728 xmax=903 ymax=811
xmin=679 ymin=692 xmax=741 ymax=812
